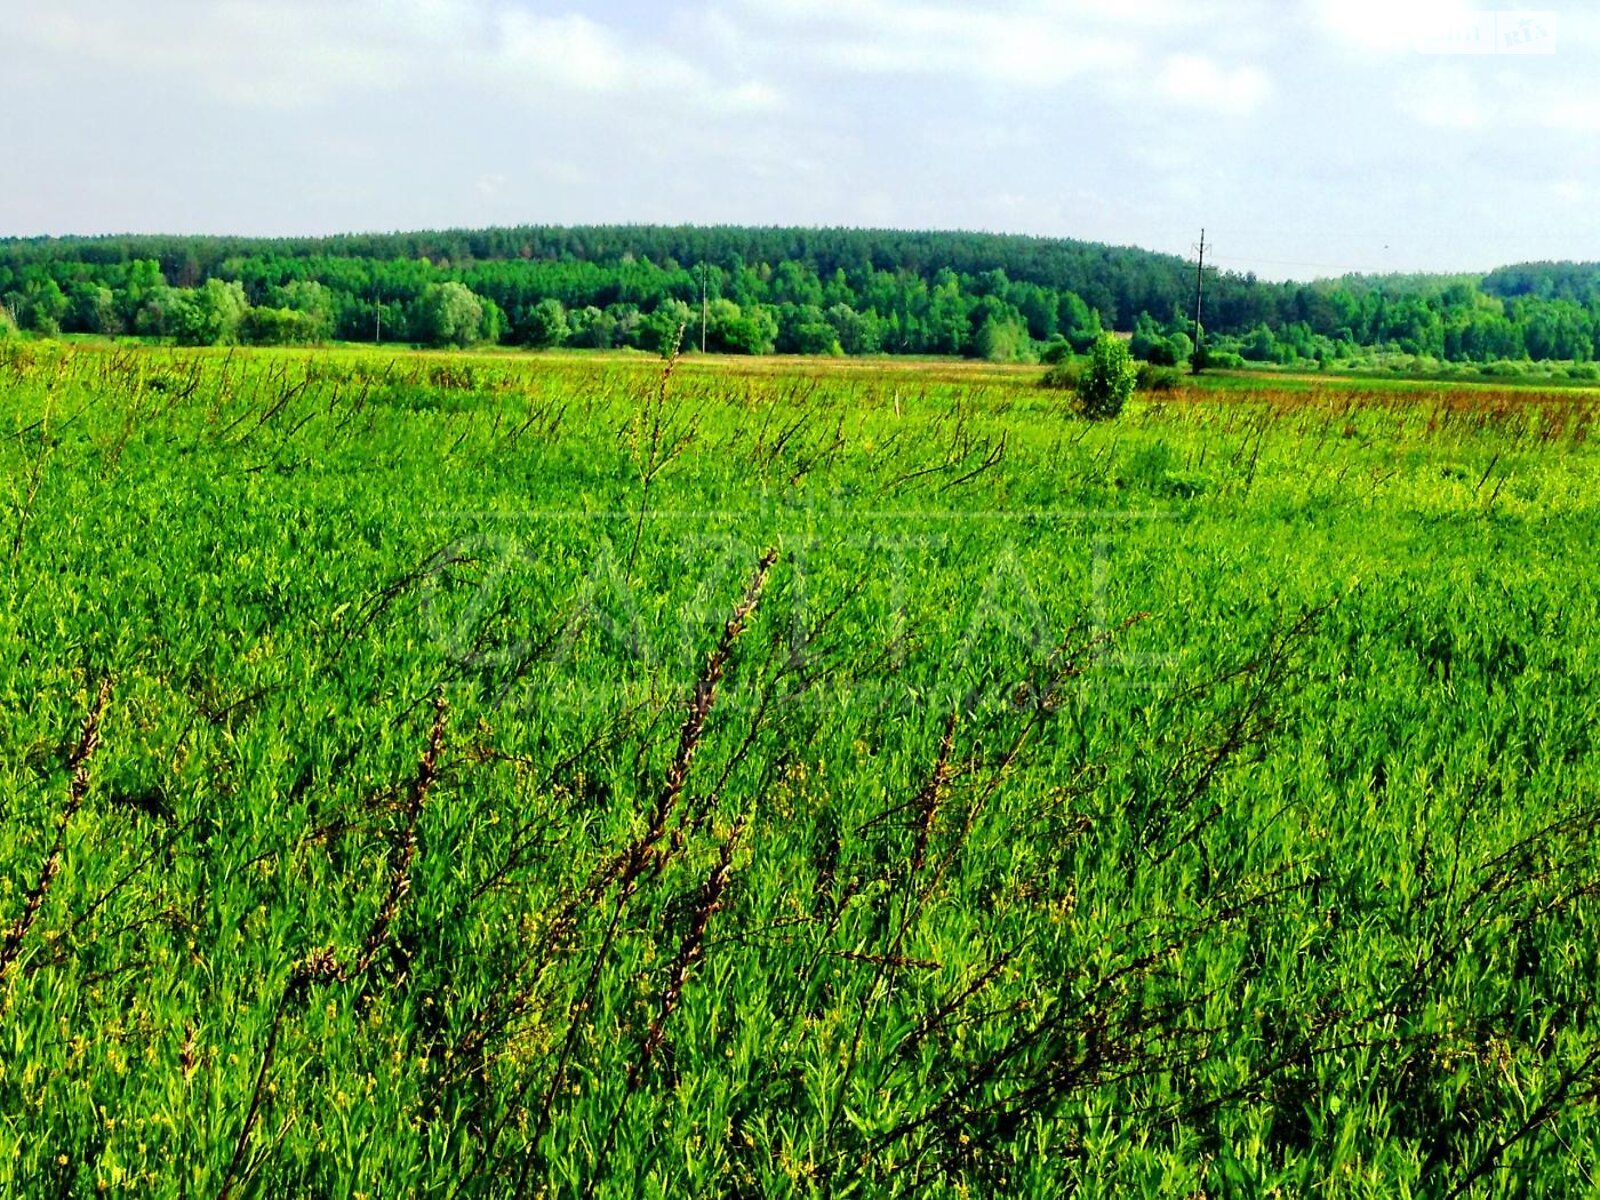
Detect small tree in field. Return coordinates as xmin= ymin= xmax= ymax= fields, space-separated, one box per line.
xmin=1078 ymin=333 xmax=1136 ymax=419
xmin=524 ymin=298 xmax=569 ymax=349
xmin=415 ymin=282 xmax=488 ymax=348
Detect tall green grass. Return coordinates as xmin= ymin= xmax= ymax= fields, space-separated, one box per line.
xmin=2 ymin=341 xmax=1599 ymax=1196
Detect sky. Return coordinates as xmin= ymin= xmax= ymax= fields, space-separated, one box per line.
xmin=1 ymin=0 xmax=1596 ymax=280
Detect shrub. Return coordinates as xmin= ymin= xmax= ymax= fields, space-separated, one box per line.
xmin=1136 ymin=363 xmax=1182 ymax=392
xmin=1077 ymin=334 xmax=1137 ymax=419
xmin=1040 ymin=338 xmax=1074 ymax=365
xmin=975 ymin=315 xmax=1034 ymax=363
xmin=240 ymin=306 xmax=324 ymax=346
xmin=523 ymin=298 xmax=570 ymax=349
xmin=414 ymin=282 xmax=489 ymax=348
xmin=1039 ymin=357 xmax=1083 ymax=391
xmin=1145 ymin=340 xmax=1179 ymax=366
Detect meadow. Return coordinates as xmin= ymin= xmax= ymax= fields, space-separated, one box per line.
xmin=2 ymin=341 xmax=1599 ymax=1196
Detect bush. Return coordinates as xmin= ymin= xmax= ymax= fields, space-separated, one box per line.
xmin=171 ymin=280 xmax=249 ymax=346
xmin=0 ymin=305 xmax=16 ymax=339
xmin=1136 ymin=363 xmax=1182 ymax=392
xmin=241 ymin=306 xmax=324 ymax=346
xmin=414 ymin=282 xmax=489 ymax=348
xmin=975 ymin=316 xmax=1034 ymax=363
xmin=1039 ymin=338 xmax=1074 ymax=365
xmin=1145 ymin=340 xmax=1179 ymax=367
xmin=523 ymin=298 xmax=569 ymax=349
xmin=1039 ymin=357 xmax=1083 ymax=391
xmin=1077 ymin=334 xmax=1137 ymax=420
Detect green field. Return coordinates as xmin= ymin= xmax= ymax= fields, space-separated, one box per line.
xmin=3 ymin=342 xmax=1599 ymax=1196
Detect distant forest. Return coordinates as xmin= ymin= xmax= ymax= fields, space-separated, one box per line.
xmin=3 ymin=225 xmax=1600 ymax=367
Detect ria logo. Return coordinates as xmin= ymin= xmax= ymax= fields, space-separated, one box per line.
xmin=1414 ymin=10 xmax=1557 ymax=55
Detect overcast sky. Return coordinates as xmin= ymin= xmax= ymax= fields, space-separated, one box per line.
xmin=1 ymin=0 xmax=1596 ymax=279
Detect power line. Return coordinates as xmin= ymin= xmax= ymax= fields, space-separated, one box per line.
xmin=700 ymin=261 xmax=708 ymax=354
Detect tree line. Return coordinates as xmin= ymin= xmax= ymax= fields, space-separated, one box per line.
xmin=2 ymin=226 xmax=1599 ymax=366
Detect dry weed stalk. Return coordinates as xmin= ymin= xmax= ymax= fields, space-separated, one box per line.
xmin=7 ymin=399 xmax=56 ymax=567
xmin=0 ymin=678 xmax=113 ymax=981
xmin=624 ymin=323 xmax=697 ymax=576
xmin=350 ymin=694 xmax=449 ymax=978
xmin=632 ymin=813 xmax=746 ymax=1088
xmin=580 ymin=814 xmax=750 ymax=1195
xmin=217 ymin=698 xmax=450 ymax=1200
xmin=481 ymin=550 xmax=777 ymax=1197
xmin=585 ymin=547 xmax=778 ymax=904
xmin=911 ymin=712 xmax=960 ymax=874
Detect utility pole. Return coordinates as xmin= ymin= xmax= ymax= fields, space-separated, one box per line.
xmin=1191 ymin=229 xmax=1207 ymax=371
xmin=700 ymin=262 xmax=708 ymax=354
xmin=375 ymin=295 xmax=383 ymax=345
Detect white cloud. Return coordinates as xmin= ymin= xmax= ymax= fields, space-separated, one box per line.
xmin=704 ymin=81 xmax=786 ymax=116
xmin=823 ymin=27 xmax=1135 ymax=87
xmin=491 ymin=10 xmax=699 ymax=95
xmin=8 ymin=1 xmax=773 ymax=113
xmin=717 ymin=0 xmax=1275 ymax=115
xmin=1400 ymin=66 xmax=1600 ymax=132
xmin=1307 ymin=0 xmax=1484 ymax=53
xmin=746 ymin=0 xmax=1231 ymax=33
xmin=1397 ymin=64 xmax=1487 ymax=128
xmin=728 ymin=0 xmax=1240 ymax=88
xmin=1158 ymin=54 xmax=1272 ymax=114
xmin=17 ymin=3 xmax=404 ymax=109
xmin=1539 ymin=94 xmax=1600 ymax=132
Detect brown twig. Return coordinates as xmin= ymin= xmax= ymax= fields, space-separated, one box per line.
xmin=632 ymin=814 xmax=745 ymax=1086
xmin=349 ymin=695 xmax=449 ymax=978
xmin=491 ymin=550 xmax=777 ymax=1199
xmin=7 ymin=429 xmax=53 ymax=567
xmin=217 ymin=700 xmax=448 ymax=1200
xmin=0 ymin=678 xmax=113 ymax=980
